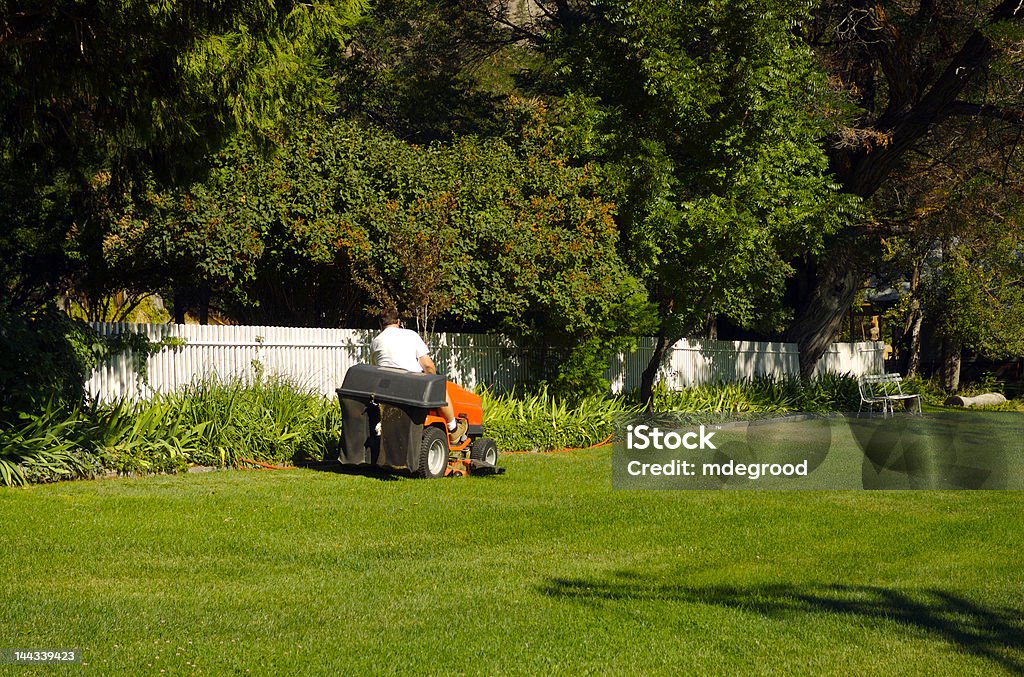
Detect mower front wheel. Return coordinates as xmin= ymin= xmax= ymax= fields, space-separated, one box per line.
xmin=470 ymin=437 xmax=499 ymax=466
xmin=414 ymin=427 xmax=450 ymax=479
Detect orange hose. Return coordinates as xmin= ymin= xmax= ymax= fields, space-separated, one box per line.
xmin=502 ymin=434 xmax=614 ymax=455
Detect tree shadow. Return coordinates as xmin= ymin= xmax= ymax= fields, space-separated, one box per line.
xmin=540 ymin=573 xmax=1024 ymax=673
xmin=431 ymin=332 xmax=536 ymax=395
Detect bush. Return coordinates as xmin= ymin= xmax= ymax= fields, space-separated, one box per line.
xmin=0 ymin=307 xmax=102 ymax=420
xmin=902 ymin=373 xmax=1024 ymax=410
xmin=163 ymin=375 xmax=341 ymax=466
xmin=479 ymin=374 xmax=861 ymax=453
xmin=0 ymin=375 xmax=342 ymax=486
xmin=1 ymin=372 xmax=864 ymax=486
xmin=85 ymin=398 xmax=202 ymax=476
xmin=0 ymin=401 xmax=100 ymax=486
xmin=800 ymin=372 xmax=861 ymax=411
xmin=645 ymin=373 xmax=860 ymax=414
xmin=0 ymin=306 xmax=182 ymax=424
xmin=481 ymin=385 xmax=632 ymax=452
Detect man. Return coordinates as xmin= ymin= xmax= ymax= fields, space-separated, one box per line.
xmin=370 ymin=309 xmax=469 ymax=444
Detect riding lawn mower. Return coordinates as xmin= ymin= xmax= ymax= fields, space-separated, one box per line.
xmin=331 ymin=364 xmax=504 ymax=478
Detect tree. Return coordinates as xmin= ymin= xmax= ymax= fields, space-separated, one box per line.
xmin=318 ymin=116 xmax=653 ymax=395
xmin=786 ymin=0 xmax=1024 ymax=377
xmin=335 ymin=0 xmax=505 ymax=142
xmin=480 ymin=0 xmax=858 ymax=403
xmin=91 ymin=155 xmax=268 ymax=324
xmin=879 ymin=142 xmax=1024 ymax=390
xmin=925 ymin=220 xmax=1024 ymax=391
xmin=0 ymin=0 xmax=366 ymax=312
xmin=150 ymin=114 xmax=650 ymax=394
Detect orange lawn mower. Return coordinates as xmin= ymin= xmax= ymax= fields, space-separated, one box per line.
xmin=331 ymin=364 xmax=504 ymax=478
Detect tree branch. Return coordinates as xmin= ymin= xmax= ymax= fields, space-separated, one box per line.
xmin=836 ymin=0 xmax=1024 ymax=197
xmin=945 ymin=101 xmax=1024 ymax=126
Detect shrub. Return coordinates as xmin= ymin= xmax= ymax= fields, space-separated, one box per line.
xmin=0 ymin=376 xmax=342 ymax=486
xmin=479 ymin=374 xmax=861 ymax=453
xmin=0 ymin=306 xmax=183 ymax=424
xmin=902 ymin=373 xmax=1024 ymax=410
xmin=84 ymin=398 xmax=202 ymax=476
xmin=481 ymin=385 xmax=632 ymax=452
xmin=800 ymin=372 xmax=861 ymax=411
xmin=0 ymin=401 xmax=100 ymax=486
xmin=0 ymin=307 xmax=102 ymax=420
xmin=648 ymin=373 xmax=860 ymax=414
xmin=162 ymin=375 xmax=342 ymax=466
xmin=1 ymin=371 xmax=864 ymax=486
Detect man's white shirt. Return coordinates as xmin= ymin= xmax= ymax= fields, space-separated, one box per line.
xmin=370 ymin=326 xmax=430 ymax=373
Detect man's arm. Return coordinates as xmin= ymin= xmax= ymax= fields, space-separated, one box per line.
xmin=418 ymin=355 xmax=437 ymax=374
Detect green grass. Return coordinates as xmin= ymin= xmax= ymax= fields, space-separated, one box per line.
xmin=2 ymin=432 xmax=1022 ymax=675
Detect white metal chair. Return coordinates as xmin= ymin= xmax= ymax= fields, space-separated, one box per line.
xmin=858 ymin=373 xmax=923 ymax=417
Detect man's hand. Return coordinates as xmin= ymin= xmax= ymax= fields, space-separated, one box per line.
xmin=418 ymin=355 xmax=438 ymax=374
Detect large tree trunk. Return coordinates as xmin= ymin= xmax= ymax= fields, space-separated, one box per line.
xmin=198 ymin=285 xmax=210 ymax=325
xmin=639 ymin=329 xmax=671 ymax=412
xmin=173 ymin=290 xmax=186 ymax=325
xmin=704 ymin=313 xmax=718 ymax=340
xmin=900 ymin=263 xmax=924 ymax=377
xmin=941 ymin=335 xmax=962 ymax=392
xmin=785 ymin=256 xmax=862 ymax=380
xmin=903 ymin=309 xmax=923 ymax=378
xmin=639 ymin=300 xmax=676 ymax=410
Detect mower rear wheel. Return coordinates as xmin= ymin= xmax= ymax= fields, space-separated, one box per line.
xmin=470 ymin=437 xmax=499 ymax=466
xmin=414 ymin=427 xmax=449 ymax=479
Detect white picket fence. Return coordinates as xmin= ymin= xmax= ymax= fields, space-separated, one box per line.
xmin=85 ymin=323 xmax=885 ymax=402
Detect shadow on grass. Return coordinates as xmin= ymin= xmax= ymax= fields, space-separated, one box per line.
xmin=541 ymin=574 xmax=1024 ymax=673
xmin=298 ymin=459 xmax=506 ymax=481
xmin=297 ymin=460 xmax=402 ymax=481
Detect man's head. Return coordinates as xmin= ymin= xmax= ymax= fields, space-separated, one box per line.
xmin=379 ymin=308 xmax=401 ymax=329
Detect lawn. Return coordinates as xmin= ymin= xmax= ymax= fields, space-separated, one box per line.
xmin=1 ymin=438 xmax=1023 ymax=675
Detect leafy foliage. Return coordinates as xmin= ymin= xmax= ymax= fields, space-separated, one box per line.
xmin=0 ymin=0 xmax=366 ymax=313
xmin=481 ymin=372 xmax=861 ymax=452
xmin=0 ymin=306 xmax=185 ymax=420
xmin=0 ymin=401 xmax=99 ymax=486
xmin=165 ymin=375 xmax=342 ymax=467
xmin=1 ymin=369 xmax=864 ymax=486
xmin=481 ymin=386 xmax=634 ymax=452
xmin=0 ymin=307 xmax=102 ymax=418
xmin=0 ymin=375 xmax=342 ymax=486
xmin=526 ymin=1 xmax=860 ymax=336
xmin=646 ymin=373 xmax=861 ymax=414
xmin=783 ymin=1 xmax=1024 ymax=374
xmin=335 ymin=0 xmax=505 ymax=141
xmin=910 ymin=174 xmax=1024 ymax=362
xmin=874 ymin=107 xmax=1024 ymax=386
xmin=135 ymin=116 xmax=651 ymax=394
